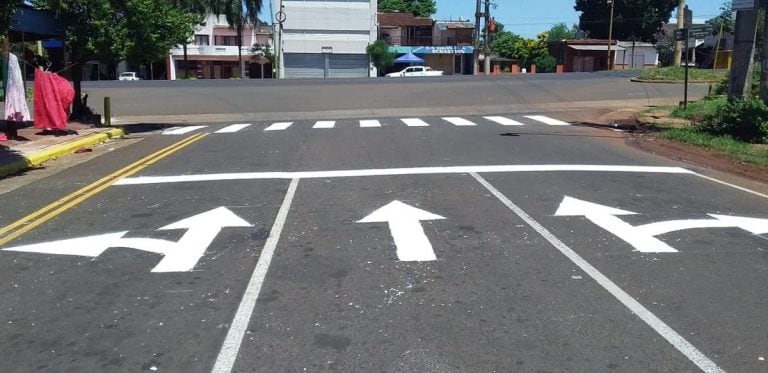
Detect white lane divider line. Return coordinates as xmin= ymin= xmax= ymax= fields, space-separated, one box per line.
xmin=162 ymin=126 xmax=207 ymax=135
xmin=470 ymin=172 xmax=724 ymax=373
xmin=313 ymin=120 xmax=336 ymax=129
xmin=525 ymin=115 xmax=571 ymax=126
xmin=264 ymin=122 xmax=293 ymax=131
xmin=401 ymin=118 xmax=430 ymax=127
xmin=484 ymin=116 xmax=524 ymax=126
xmin=443 ymin=117 xmax=477 ymax=126
xmin=215 ymin=123 xmax=252 ymax=134
xmin=211 ymin=178 xmax=300 ymax=373
xmin=360 ymin=120 xmax=382 ymax=128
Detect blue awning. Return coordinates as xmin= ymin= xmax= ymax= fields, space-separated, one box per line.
xmin=411 ymin=46 xmax=474 ymax=54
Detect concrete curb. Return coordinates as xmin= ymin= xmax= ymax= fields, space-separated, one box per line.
xmin=630 ymin=77 xmax=717 ymax=84
xmin=0 ymin=128 xmax=125 ymax=178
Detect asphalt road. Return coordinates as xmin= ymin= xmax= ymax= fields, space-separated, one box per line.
xmin=1 ymin=77 xmax=766 ymax=372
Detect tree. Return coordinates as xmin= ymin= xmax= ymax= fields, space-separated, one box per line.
xmin=490 ymin=31 xmax=554 ymax=70
xmin=706 ymin=2 xmax=734 ymax=35
xmin=366 ymin=40 xmax=394 ymax=76
xmin=378 ymin=0 xmax=436 ymax=17
xmin=1 ymin=0 xmax=22 ymax=41
xmin=574 ymin=0 xmax=677 ymax=42
xmin=546 ymin=23 xmax=577 ymax=42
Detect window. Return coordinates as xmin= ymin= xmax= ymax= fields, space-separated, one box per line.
xmin=215 ymin=35 xmax=240 ymax=46
xmin=193 ymin=34 xmax=209 ymax=46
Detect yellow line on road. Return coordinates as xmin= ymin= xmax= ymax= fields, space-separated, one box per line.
xmin=0 ymin=133 xmax=208 ymax=247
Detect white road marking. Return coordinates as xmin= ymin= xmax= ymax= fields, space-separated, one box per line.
xmin=264 ymin=122 xmax=293 ymax=131
xmin=694 ymin=174 xmax=768 ymax=200
xmin=360 ymin=120 xmax=382 ymax=128
xmin=525 ymin=115 xmax=571 ymax=126
xmin=215 ymin=123 xmax=252 ymax=134
xmin=471 ymin=173 xmax=724 ymax=373
xmin=357 ymin=200 xmax=445 ymax=261
xmin=212 ymin=178 xmax=300 ymax=373
xmin=162 ymin=126 xmax=207 ymax=135
xmin=484 ymin=116 xmax=524 ymax=126
xmin=443 ymin=117 xmax=477 ymax=126
xmin=401 ymin=118 xmax=430 ymax=127
xmin=313 ymin=120 xmax=335 ymax=129
xmin=115 ymin=165 xmax=693 ymax=185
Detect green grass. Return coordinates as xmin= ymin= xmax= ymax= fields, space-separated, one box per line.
xmin=670 ymin=97 xmax=726 ymax=121
xmin=661 ymin=127 xmax=768 ymax=166
xmin=639 ymin=66 xmax=725 ymax=82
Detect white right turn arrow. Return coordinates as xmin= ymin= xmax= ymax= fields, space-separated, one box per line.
xmin=358 ymin=200 xmax=445 ymax=261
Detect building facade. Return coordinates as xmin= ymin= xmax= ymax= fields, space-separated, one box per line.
xmin=280 ymin=0 xmax=378 ymax=78
xmin=169 ymin=14 xmax=273 ymax=80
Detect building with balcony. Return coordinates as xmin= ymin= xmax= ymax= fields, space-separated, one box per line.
xmin=377 ymin=13 xmax=474 ymax=75
xmin=169 ymin=14 xmax=273 ymax=80
xmin=280 ymin=0 xmax=377 ymax=78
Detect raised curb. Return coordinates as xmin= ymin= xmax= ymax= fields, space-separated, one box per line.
xmin=0 ymin=128 xmax=125 ymax=178
xmin=630 ymin=77 xmax=718 ymax=84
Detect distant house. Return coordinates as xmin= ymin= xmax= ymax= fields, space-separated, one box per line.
xmin=695 ymin=34 xmax=733 ymax=69
xmin=614 ymin=41 xmax=659 ymax=69
xmin=549 ymin=39 xmax=621 ymax=72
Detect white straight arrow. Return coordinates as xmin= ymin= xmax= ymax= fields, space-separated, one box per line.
xmin=357 ymin=200 xmax=445 ymax=261
xmin=2 ymin=207 xmax=252 ymax=272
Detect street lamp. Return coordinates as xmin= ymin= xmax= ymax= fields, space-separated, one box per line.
xmin=607 ymin=0 xmax=614 ymax=71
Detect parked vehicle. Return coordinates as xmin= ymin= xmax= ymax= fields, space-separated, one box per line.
xmin=386 ymin=66 xmax=444 ymax=77
xmin=118 ymin=72 xmax=140 ymax=81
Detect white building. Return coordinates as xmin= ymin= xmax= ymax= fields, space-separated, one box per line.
xmin=280 ymin=0 xmax=377 ymax=78
xmin=614 ymin=41 xmax=659 ymax=69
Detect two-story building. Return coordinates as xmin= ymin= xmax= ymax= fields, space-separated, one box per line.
xmin=279 ymin=0 xmax=378 ymax=78
xmin=377 ymin=13 xmax=474 ymax=75
xmin=168 ymin=14 xmax=273 ymax=80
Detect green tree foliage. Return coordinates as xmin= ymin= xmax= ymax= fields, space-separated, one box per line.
xmin=366 ymin=40 xmax=395 ymax=76
xmin=125 ymin=0 xmax=198 ymax=64
xmin=574 ymin=0 xmax=677 ymax=42
xmin=491 ymin=31 xmax=556 ymax=70
xmin=378 ymin=0 xmax=436 ymax=17
xmin=1 ymin=0 xmax=22 ymax=39
xmin=705 ymin=2 xmax=734 ymax=35
xmin=545 ymin=23 xmax=577 ymax=42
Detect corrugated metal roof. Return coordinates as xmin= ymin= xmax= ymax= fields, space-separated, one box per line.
xmin=568 ymin=45 xmax=626 ymax=51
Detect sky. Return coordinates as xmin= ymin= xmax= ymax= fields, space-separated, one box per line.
xmin=435 ymin=0 xmax=725 ymax=38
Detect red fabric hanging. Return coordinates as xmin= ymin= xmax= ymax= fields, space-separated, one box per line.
xmin=33 ymin=69 xmax=75 ymax=130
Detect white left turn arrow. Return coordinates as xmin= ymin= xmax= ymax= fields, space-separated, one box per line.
xmin=357 ymin=200 xmax=445 ymax=261
xmin=2 ymin=207 xmax=252 ymax=272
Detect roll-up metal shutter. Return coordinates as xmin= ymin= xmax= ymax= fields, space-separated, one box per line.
xmin=329 ymin=54 xmax=369 ymax=78
xmin=284 ymin=53 xmax=324 ymax=78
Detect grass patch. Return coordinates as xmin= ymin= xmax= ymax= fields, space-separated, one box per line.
xmin=670 ymin=97 xmax=726 ymax=121
xmin=661 ymin=126 xmax=768 ymax=166
xmin=639 ymin=66 xmax=725 ymax=82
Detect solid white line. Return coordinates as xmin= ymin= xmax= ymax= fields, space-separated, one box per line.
xmin=264 ymin=122 xmax=293 ymax=131
xmin=215 ymin=123 xmax=252 ymax=134
xmin=694 ymin=174 xmax=768 ymax=200
xmin=484 ymin=116 xmax=524 ymax=126
xmin=162 ymin=126 xmax=207 ymax=135
xmin=525 ymin=115 xmax=571 ymax=126
xmin=313 ymin=120 xmax=335 ymax=129
xmin=359 ymin=120 xmax=382 ymax=128
xmin=443 ymin=117 xmax=477 ymax=126
xmin=211 ymin=178 xmax=300 ymax=373
xmin=115 ymin=165 xmax=693 ymax=185
xmin=470 ymin=172 xmax=723 ymax=373
xmin=401 ymin=118 xmax=430 ymax=127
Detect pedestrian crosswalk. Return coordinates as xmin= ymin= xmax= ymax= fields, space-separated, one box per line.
xmin=160 ymin=115 xmax=572 ymax=135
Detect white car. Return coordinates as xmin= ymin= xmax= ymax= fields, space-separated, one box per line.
xmin=118 ymin=72 xmax=140 ymax=81
xmin=386 ymin=66 xmax=444 ymax=77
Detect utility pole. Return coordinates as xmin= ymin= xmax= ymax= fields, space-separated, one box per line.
xmin=728 ymin=8 xmax=758 ymax=100
xmin=606 ymin=0 xmax=614 ymax=71
xmin=673 ymin=0 xmax=685 ymax=66
xmin=483 ymin=0 xmax=491 ymax=75
xmin=473 ymin=0 xmax=481 ymax=75
xmin=760 ymin=1 xmax=768 ymax=103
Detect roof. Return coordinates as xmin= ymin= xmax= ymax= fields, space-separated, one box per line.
xmin=569 ymin=45 xmax=626 ymax=51
xmin=616 ymin=41 xmax=655 ymax=48
xmin=378 ymin=12 xmax=433 ymax=27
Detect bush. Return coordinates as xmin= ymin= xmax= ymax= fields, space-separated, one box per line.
xmin=532 ymin=54 xmax=557 ymax=73
xmin=699 ymin=97 xmax=768 ymax=143
xmin=712 ymin=65 xmax=760 ymax=96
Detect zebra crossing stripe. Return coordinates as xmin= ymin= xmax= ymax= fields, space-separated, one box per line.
xmin=401 ymin=118 xmax=430 ymax=127
xmin=484 ymin=116 xmax=524 ymax=126
xmin=360 ymin=120 xmax=382 ymax=128
xmin=313 ymin=121 xmax=336 ymax=129
xmin=162 ymin=126 xmax=207 ymax=135
xmin=215 ymin=123 xmax=252 ymax=133
xmin=525 ymin=115 xmax=571 ymax=126
xmin=443 ymin=117 xmax=477 ymax=126
xmin=264 ymin=122 xmax=293 ymax=131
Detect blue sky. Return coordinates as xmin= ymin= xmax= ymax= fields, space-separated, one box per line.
xmin=435 ymin=0 xmax=725 ymax=38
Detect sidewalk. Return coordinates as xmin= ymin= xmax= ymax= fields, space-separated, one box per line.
xmin=0 ymin=121 xmax=124 ymax=178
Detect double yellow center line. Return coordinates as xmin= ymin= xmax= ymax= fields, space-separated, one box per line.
xmin=0 ymin=133 xmax=208 ymax=247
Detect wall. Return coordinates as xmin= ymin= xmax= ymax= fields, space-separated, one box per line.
xmin=282 ymin=0 xmax=376 ymax=54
